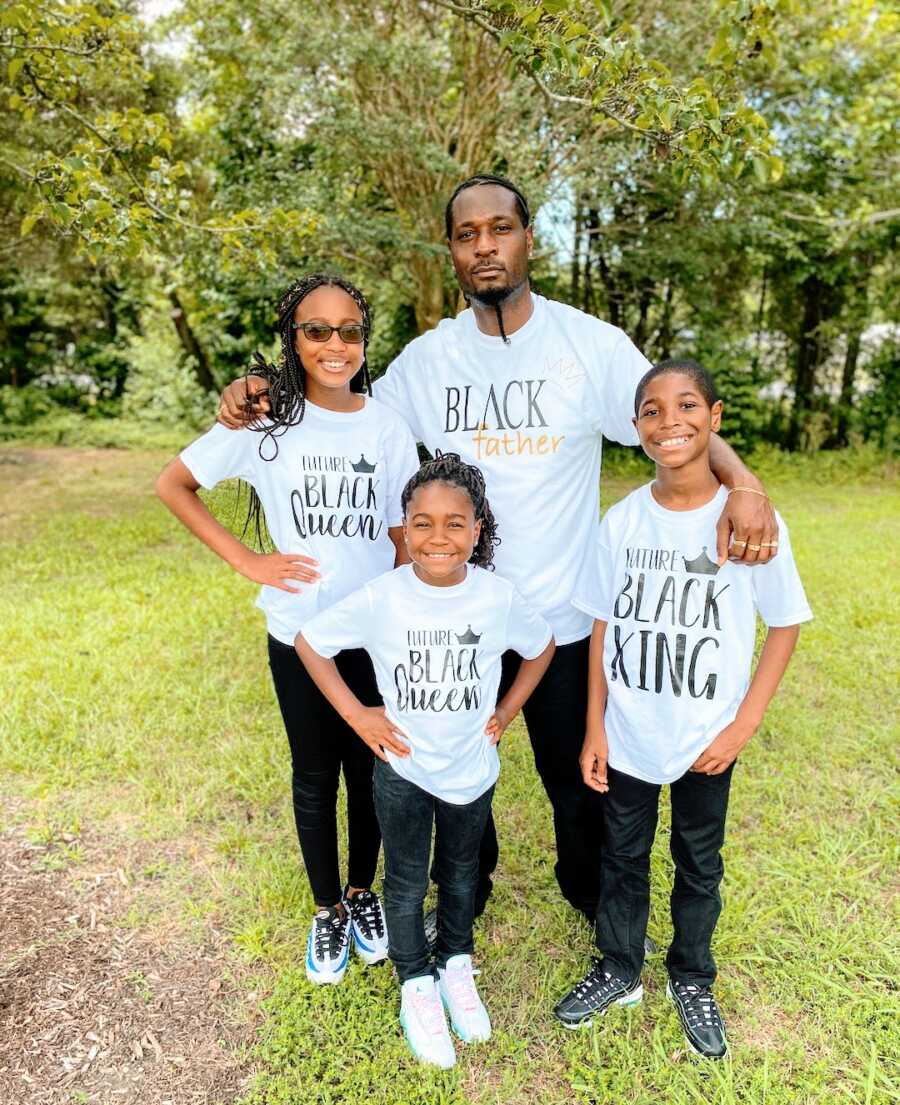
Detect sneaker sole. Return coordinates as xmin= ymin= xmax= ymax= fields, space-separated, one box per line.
xmin=556 ymin=984 xmax=644 ymax=1030
xmin=399 ymin=1011 xmax=456 ymax=1069
xmin=305 ymin=964 xmax=348 ymax=985
xmin=665 ymin=981 xmax=729 ymax=1060
xmin=353 ymin=937 xmax=389 ymax=967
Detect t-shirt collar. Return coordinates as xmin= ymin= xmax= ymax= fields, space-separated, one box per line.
xmin=462 ymin=291 xmax=545 ymax=349
xmin=404 ymin=562 xmax=477 ymax=597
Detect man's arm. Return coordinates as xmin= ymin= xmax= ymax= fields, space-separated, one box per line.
xmin=708 ymin=433 xmax=779 ymax=565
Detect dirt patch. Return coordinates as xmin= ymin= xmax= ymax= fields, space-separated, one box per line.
xmin=0 ymin=822 xmax=257 ymax=1105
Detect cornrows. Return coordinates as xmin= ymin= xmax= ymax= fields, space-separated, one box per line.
xmin=239 ymin=273 xmax=373 ymax=547
xmin=401 ymin=452 xmax=501 ymax=570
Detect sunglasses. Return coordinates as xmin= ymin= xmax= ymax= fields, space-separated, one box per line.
xmin=291 ymin=322 xmax=366 ymax=344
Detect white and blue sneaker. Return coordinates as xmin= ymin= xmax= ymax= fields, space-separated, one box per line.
xmin=343 ymin=887 xmax=389 ymax=966
xmin=305 ymin=906 xmax=351 ymax=985
xmin=437 ymin=954 xmax=491 ymax=1043
xmin=399 ymin=975 xmax=456 ymax=1069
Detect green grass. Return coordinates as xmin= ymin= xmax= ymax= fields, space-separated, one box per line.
xmin=1 ymin=445 xmax=898 ymax=1105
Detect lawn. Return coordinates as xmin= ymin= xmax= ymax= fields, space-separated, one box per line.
xmin=0 ymin=444 xmax=897 ymax=1105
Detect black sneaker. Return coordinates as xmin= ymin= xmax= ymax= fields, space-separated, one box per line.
xmin=553 ymin=958 xmax=643 ymax=1029
xmin=424 ymin=906 xmax=438 ymax=954
xmin=666 ymin=979 xmax=728 ymax=1059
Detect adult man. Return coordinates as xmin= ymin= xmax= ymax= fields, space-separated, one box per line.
xmin=219 ymin=174 xmax=777 ymax=926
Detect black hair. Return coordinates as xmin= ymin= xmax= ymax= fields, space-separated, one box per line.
xmin=633 ymin=358 xmax=719 ymax=417
xmin=444 ymin=173 xmax=531 ymax=240
xmin=401 ymin=451 xmax=500 ymax=571
xmin=240 ymin=273 xmax=373 ymax=546
xmin=444 ymin=174 xmax=531 ymax=346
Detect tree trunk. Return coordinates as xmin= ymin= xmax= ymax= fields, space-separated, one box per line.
xmin=169 ymin=290 xmax=216 ymax=392
xmin=632 ymin=278 xmax=655 ymax=353
xmin=571 ymin=201 xmax=582 ymax=304
xmin=829 ymin=325 xmax=862 ymax=448
xmin=656 ymin=280 xmax=674 ymax=361
xmin=787 ymin=275 xmax=826 ymax=451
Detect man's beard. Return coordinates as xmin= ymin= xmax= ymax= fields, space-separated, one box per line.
xmin=464 ymin=271 xmax=527 ymax=308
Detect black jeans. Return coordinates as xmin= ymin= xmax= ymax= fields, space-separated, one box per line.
xmin=595 ymin=763 xmax=735 ymax=987
xmin=267 ymin=636 xmax=382 ymax=907
xmin=374 ymin=759 xmax=495 ymax=983
xmin=475 ymin=636 xmax=603 ymax=920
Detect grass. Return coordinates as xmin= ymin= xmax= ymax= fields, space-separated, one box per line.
xmin=1 ymin=443 xmax=898 ymax=1105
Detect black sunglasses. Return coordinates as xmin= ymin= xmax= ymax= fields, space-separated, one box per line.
xmin=291 ymin=322 xmax=366 ymax=344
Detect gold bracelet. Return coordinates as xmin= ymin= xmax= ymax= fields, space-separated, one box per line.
xmin=727 ymin=486 xmax=769 ymax=501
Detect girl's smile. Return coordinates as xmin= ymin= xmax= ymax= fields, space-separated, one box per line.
xmin=293 ymin=285 xmax=366 ymax=410
xmin=404 ymin=482 xmax=482 ymax=587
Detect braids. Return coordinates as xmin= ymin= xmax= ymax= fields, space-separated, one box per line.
xmin=401 ymin=452 xmax=501 ymax=570
xmin=240 ymin=272 xmax=373 ymax=548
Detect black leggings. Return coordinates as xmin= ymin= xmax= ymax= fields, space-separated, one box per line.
xmin=267 ymin=637 xmax=382 ymax=907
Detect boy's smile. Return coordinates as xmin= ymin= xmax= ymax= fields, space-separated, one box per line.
xmin=634 ymin=373 xmax=722 ymax=468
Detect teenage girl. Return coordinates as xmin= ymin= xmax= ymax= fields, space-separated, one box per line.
xmin=296 ymin=453 xmax=555 ymax=1068
xmin=553 ymin=359 xmax=812 ymax=1058
xmin=156 ymin=274 xmax=419 ymax=984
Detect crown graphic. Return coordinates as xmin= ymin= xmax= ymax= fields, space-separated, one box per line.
xmin=455 ymin=624 xmax=482 ymax=645
xmin=682 ymin=547 xmax=720 ymax=576
xmin=351 ymin=454 xmax=376 ymax=474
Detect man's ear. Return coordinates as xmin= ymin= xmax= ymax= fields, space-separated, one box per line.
xmin=526 ymin=225 xmax=534 ymax=258
xmin=710 ymin=400 xmax=723 ymax=433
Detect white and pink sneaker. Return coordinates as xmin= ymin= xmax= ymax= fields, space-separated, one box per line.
xmin=399 ymin=975 xmax=456 ymax=1068
xmin=438 ymin=954 xmax=491 ymax=1043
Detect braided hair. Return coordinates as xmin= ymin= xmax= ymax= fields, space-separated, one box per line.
xmin=444 ymin=174 xmax=532 ymax=346
xmin=401 ymin=452 xmax=500 ymax=570
xmin=240 ymin=273 xmax=373 ymax=546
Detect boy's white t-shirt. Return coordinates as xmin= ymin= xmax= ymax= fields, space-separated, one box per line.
xmin=573 ymin=483 xmax=813 ymax=785
xmin=179 ymin=398 xmax=420 ymax=645
xmin=301 ymin=564 xmax=553 ymax=805
xmin=373 ymin=293 xmax=650 ymax=645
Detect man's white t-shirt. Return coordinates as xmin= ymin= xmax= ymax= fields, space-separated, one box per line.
xmin=180 ymin=399 xmax=420 ymax=645
xmin=572 ymin=483 xmax=813 ymax=785
xmin=373 ymin=293 xmax=650 ymax=645
xmin=301 ymin=564 xmax=553 ymax=805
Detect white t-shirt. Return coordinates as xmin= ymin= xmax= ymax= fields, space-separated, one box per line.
xmin=180 ymin=398 xmax=420 ymax=645
xmin=373 ymin=293 xmax=650 ymax=645
xmin=301 ymin=564 xmax=553 ymax=804
xmin=572 ymin=483 xmax=813 ymax=785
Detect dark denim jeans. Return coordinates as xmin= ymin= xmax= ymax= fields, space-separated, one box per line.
xmin=595 ymin=763 xmax=735 ymax=987
xmin=374 ymin=759 xmax=495 ymax=983
xmin=476 ymin=635 xmax=603 ymax=921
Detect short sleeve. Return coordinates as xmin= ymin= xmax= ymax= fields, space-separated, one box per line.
xmin=588 ymin=332 xmax=651 ymax=446
xmin=571 ymin=517 xmax=615 ymax=622
xmin=372 ymin=350 xmax=425 ymax=443
xmin=751 ymin=516 xmax=814 ymax=627
xmin=505 ymin=587 xmax=553 ymax=659
xmin=383 ymin=414 xmax=421 ymax=527
xmin=300 ymin=585 xmax=373 ymax=658
xmin=179 ymin=423 xmax=256 ymax=490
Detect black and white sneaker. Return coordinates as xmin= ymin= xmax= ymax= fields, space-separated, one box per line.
xmin=305 ymin=906 xmax=351 ymax=985
xmin=343 ymin=887 xmax=389 ymax=965
xmin=667 ymin=979 xmax=728 ymax=1059
xmin=553 ymin=958 xmax=643 ymax=1028
xmin=424 ymin=907 xmax=438 ymax=955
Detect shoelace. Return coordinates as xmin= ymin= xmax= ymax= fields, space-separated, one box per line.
xmin=347 ymin=891 xmax=385 ymax=938
xmin=313 ymin=912 xmax=347 ymax=960
xmin=444 ymin=962 xmax=478 ymax=1012
xmin=412 ymin=988 xmax=448 ymax=1037
xmin=572 ymin=961 xmax=620 ymax=1002
xmin=673 ymin=983 xmax=722 ymax=1029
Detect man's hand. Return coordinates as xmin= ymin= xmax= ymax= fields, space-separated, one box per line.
xmin=234 ymin=549 xmax=319 ymax=592
xmin=580 ymin=726 xmax=609 ymax=793
xmin=716 ymin=489 xmax=779 ymax=565
xmin=485 ymin=705 xmax=515 ymax=746
xmin=218 ymin=375 xmax=270 ymax=429
xmin=690 ymin=714 xmax=757 ymax=775
xmin=349 ymin=707 xmax=411 ymax=762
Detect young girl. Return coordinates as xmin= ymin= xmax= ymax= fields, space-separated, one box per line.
xmin=156 ymin=274 xmax=420 ymax=985
xmin=296 ymin=453 xmax=555 ymax=1069
xmin=553 ymin=359 xmax=812 ymax=1059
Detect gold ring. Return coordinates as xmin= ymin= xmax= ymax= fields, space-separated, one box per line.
xmin=747 ymin=544 xmax=761 ymax=552
xmin=760 ymin=541 xmax=779 ymax=548
xmin=732 ymin=540 xmax=747 ymax=547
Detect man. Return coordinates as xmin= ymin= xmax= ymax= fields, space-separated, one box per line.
xmin=218 ymin=174 xmax=777 ymax=927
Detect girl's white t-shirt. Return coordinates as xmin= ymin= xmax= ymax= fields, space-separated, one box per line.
xmin=373 ymin=293 xmax=651 ymax=645
xmin=301 ymin=564 xmax=553 ymax=805
xmin=180 ymin=398 xmax=420 ymax=645
xmin=572 ymin=483 xmax=813 ymax=784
